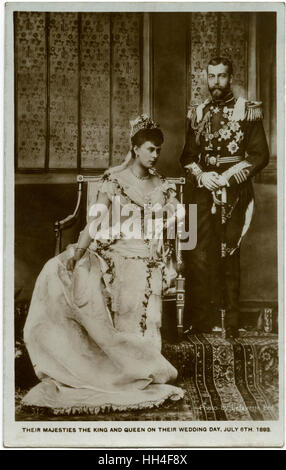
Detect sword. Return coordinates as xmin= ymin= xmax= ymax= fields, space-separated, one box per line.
xmin=212 ymin=187 xmax=227 ymax=339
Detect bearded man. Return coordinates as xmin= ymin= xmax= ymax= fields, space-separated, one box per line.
xmin=180 ymin=56 xmax=269 ymax=338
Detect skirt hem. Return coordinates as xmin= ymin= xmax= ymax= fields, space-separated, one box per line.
xmin=21 ymin=390 xmax=184 ymax=416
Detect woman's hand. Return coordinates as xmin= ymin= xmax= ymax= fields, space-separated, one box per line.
xmin=67 ymin=248 xmax=86 ymax=272
xmin=67 ymin=256 xmax=77 ymax=272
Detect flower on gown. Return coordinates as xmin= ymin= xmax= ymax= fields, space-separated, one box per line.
xmin=22 ymin=170 xmax=184 ymax=414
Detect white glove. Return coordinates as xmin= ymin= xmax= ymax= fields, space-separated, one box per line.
xmin=216 ymin=174 xmax=230 ymax=187
xmin=200 ymin=172 xmax=221 ymax=191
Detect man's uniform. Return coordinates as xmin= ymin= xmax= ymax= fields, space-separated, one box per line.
xmin=180 ymin=91 xmax=269 ymax=332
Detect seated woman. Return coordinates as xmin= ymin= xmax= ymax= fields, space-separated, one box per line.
xmin=22 ymin=115 xmax=184 ymax=415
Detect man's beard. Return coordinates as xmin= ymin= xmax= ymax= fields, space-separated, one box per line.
xmin=209 ymin=85 xmax=231 ymax=100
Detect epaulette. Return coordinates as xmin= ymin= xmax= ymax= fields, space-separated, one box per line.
xmin=187 ymin=99 xmax=210 ymax=124
xmin=232 ymin=97 xmax=263 ymax=122
xmin=187 ymin=103 xmax=198 ymax=121
xmin=245 ymin=100 xmax=263 ymax=121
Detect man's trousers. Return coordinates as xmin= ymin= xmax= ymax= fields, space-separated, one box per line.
xmin=183 ymin=186 xmax=245 ymax=332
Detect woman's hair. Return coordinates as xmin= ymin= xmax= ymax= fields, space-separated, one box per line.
xmin=131 ymin=128 xmax=164 ymax=150
xmin=107 ymin=120 xmax=164 ymax=175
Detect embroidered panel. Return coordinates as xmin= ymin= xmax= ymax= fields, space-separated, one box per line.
xmin=189 ymin=12 xmax=248 ymax=104
xmin=15 ymin=12 xmax=47 ymax=168
xmin=111 ymin=13 xmax=142 ymax=166
xmin=15 ymin=13 xmax=251 ymax=171
xmin=80 ymin=13 xmax=110 ymax=169
xmin=220 ymin=12 xmax=248 ymax=98
xmin=15 ymin=12 xmax=142 ymax=171
xmin=48 ymin=13 xmax=79 ymax=169
xmin=189 ymin=12 xmax=218 ymax=104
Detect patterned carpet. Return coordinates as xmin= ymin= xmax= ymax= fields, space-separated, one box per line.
xmin=15 ymin=332 xmax=278 ymax=422
xmin=163 ymin=332 xmax=279 ymax=421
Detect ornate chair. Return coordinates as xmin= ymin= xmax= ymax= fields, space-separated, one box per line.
xmin=54 ymin=174 xmax=186 ymax=338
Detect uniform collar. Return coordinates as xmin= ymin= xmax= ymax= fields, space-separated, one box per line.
xmin=211 ymin=91 xmax=235 ymax=107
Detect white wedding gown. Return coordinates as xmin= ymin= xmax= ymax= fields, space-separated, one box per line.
xmin=22 ymin=171 xmax=184 ymax=414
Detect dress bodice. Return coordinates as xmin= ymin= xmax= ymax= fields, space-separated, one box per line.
xmin=99 ymin=169 xmax=177 ymax=208
xmin=88 ymin=169 xmax=177 ymax=261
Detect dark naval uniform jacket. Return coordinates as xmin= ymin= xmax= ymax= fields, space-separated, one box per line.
xmin=181 ymin=91 xmax=270 ymax=252
xmin=180 ymin=91 xmax=269 ymax=331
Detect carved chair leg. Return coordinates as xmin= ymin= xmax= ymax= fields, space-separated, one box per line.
xmin=176 ymin=274 xmax=185 ymax=338
xmin=220 ymin=308 xmax=226 ymax=339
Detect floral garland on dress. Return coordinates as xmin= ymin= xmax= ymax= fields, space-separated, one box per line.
xmin=99 ymin=171 xmax=174 ymax=335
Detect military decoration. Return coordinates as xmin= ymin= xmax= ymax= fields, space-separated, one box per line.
xmin=219 ymin=127 xmax=232 ymax=140
xmin=234 ymin=130 xmax=244 ymax=142
xmin=227 ymin=121 xmax=240 ymax=132
xmin=227 ymin=140 xmax=239 ymax=155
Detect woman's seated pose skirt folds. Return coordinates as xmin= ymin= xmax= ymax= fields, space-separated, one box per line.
xmin=22 ymin=115 xmax=185 ymax=414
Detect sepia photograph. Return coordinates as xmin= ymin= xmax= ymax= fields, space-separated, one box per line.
xmin=3 ymin=1 xmax=284 ymax=447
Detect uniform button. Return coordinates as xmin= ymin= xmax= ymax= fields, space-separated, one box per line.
xmin=217 ymin=147 xmax=221 ymax=150
xmin=218 ymin=138 xmax=222 ymax=142
xmin=220 ymin=121 xmax=225 ymax=125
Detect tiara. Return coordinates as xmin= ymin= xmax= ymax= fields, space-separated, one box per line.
xmin=130 ymin=114 xmax=159 ymax=138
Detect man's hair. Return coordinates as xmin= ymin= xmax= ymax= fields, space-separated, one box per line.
xmin=207 ymin=57 xmax=233 ymax=76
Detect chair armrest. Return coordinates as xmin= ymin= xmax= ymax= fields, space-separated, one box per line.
xmin=53 ymin=174 xmax=104 ymax=255
xmin=56 ymin=183 xmax=83 ymax=229
xmin=165 ymin=177 xmax=186 ymax=200
xmin=165 ymin=176 xmax=186 ymax=185
xmin=54 ymin=182 xmax=83 ymax=254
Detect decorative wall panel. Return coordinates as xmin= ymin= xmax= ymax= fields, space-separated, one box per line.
xmin=189 ymin=12 xmax=248 ymax=103
xmin=220 ymin=12 xmax=248 ymax=97
xmin=15 ymin=12 xmax=47 ymax=168
xmin=189 ymin=12 xmax=218 ymax=103
xmin=80 ymin=13 xmax=110 ymax=169
xmin=111 ymin=13 xmax=142 ymax=165
xmin=48 ymin=13 xmax=79 ymax=168
xmin=15 ymin=12 xmax=142 ymax=172
xmin=15 ymin=12 xmax=275 ymax=178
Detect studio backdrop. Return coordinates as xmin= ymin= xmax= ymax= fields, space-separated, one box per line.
xmin=14 ymin=12 xmax=277 ymax=307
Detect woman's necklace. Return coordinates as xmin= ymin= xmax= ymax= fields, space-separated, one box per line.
xmin=131 ymin=166 xmax=150 ymax=180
